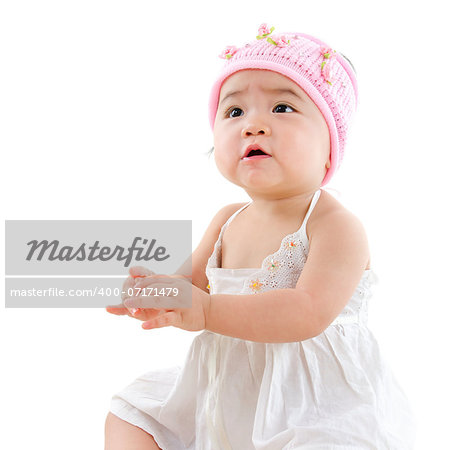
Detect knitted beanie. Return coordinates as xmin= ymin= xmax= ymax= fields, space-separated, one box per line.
xmin=208 ymin=24 xmax=358 ymax=186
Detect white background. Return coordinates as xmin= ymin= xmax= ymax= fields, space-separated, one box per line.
xmin=1 ymin=1 xmax=449 ymax=448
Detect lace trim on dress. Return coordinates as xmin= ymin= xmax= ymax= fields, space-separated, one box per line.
xmin=206 ymin=190 xmax=321 ymax=295
xmin=206 ymin=189 xmax=378 ymax=301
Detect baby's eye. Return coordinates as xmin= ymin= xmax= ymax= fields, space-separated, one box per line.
xmin=227 ymin=107 xmax=244 ymax=118
xmin=273 ymin=104 xmax=294 ymax=113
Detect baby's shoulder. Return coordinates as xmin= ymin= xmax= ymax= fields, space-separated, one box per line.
xmin=309 ymin=189 xmax=371 ymax=269
xmin=308 ymin=190 xmax=367 ymax=240
xmin=210 ymin=202 xmax=249 ymax=231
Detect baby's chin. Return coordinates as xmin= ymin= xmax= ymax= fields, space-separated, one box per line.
xmin=241 ymin=183 xmax=293 ymax=199
xmin=237 ymin=176 xmax=278 ymax=191
xmin=245 ymin=178 xmax=321 ymax=197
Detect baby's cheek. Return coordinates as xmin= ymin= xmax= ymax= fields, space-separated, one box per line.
xmin=214 ymin=150 xmax=232 ymax=171
xmin=214 ymin=152 xmax=240 ymax=184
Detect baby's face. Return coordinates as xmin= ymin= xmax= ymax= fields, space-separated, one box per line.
xmin=213 ymin=69 xmax=330 ymax=196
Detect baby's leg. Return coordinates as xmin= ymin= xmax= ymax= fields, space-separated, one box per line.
xmin=104 ymin=412 xmax=163 ymax=450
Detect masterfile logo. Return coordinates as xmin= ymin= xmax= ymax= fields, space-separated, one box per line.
xmin=5 ymin=220 xmax=192 ymax=308
xmin=25 ymin=237 xmax=170 ymax=267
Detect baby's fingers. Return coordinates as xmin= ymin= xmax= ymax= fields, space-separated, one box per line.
xmin=121 ymin=267 xmax=156 ymax=312
xmin=121 ymin=276 xmax=136 ymax=301
xmin=106 ymin=304 xmax=162 ymax=321
xmin=106 ymin=305 xmax=132 ymax=316
xmin=121 ymin=267 xmax=156 ymax=301
xmin=129 ymin=266 xmax=155 ymax=278
xmin=130 ymin=307 xmax=166 ymax=322
xmin=106 ymin=304 xmax=145 ymax=319
xmin=121 ymin=266 xmax=153 ymax=300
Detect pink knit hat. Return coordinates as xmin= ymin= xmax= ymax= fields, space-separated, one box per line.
xmin=208 ymin=24 xmax=358 ymax=186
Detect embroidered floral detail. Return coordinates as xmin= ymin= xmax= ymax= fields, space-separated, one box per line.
xmin=219 ymin=45 xmax=239 ymax=60
xmin=207 ymin=284 xmax=210 ymax=290
xmin=249 ymin=279 xmax=263 ymax=293
xmin=267 ymin=34 xmax=290 ymax=47
xmin=219 ymin=24 xmax=291 ymax=61
xmin=319 ymin=46 xmax=337 ymax=60
xmin=256 ymin=23 xmax=275 ymax=40
xmin=323 ymin=62 xmax=337 ymax=85
xmin=267 ymin=259 xmax=280 ymax=272
xmin=285 ymin=240 xmax=298 ymax=249
xmin=319 ymin=46 xmax=337 ymax=85
xmin=256 ymin=23 xmax=290 ymax=47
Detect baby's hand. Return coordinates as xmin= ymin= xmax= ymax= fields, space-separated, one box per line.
xmin=123 ymin=276 xmax=211 ymax=332
xmin=105 ymin=265 xmax=157 ymax=318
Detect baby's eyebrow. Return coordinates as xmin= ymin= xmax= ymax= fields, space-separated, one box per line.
xmin=219 ymin=87 xmax=304 ymax=105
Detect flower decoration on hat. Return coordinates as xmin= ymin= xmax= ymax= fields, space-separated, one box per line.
xmin=319 ymin=46 xmax=337 ymax=85
xmin=219 ymin=45 xmax=239 ymax=60
xmin=269 ymin=34 xmax=290 ymax=47
xmin=257 ymin=23 xmax=290 ymax=47
xmin=218 ymin=24 xmax=291 ymax=61
xmin=256 ymin=23 xmax=275 ymax=39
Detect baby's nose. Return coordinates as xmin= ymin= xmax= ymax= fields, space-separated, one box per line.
xmin=242 ymin=122 xmax=271 ymax=137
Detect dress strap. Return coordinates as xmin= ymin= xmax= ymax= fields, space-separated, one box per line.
xmin=296 ymin=189 xmax=322 ymax=234
xmin=207 ymin=202 xmax=252 ymax=270
xmin=222 ymin=201 xmax=252 ymax=230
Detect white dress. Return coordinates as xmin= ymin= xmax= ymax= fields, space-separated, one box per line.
xmin=110 ymin=188 xmax=417 ymax=449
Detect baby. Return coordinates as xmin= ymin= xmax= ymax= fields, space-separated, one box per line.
xmin=105 ymin=24 xmax=416 ymax=450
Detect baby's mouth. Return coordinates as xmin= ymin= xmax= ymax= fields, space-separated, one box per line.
xmin=241 ymin=146 xmax=272 ymax=161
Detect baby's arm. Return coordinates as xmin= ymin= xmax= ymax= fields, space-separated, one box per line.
xmin=205 ymin=210 xmax=370 ymax=343
xmin=106 ymin=204 xmax=246 ymax=318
